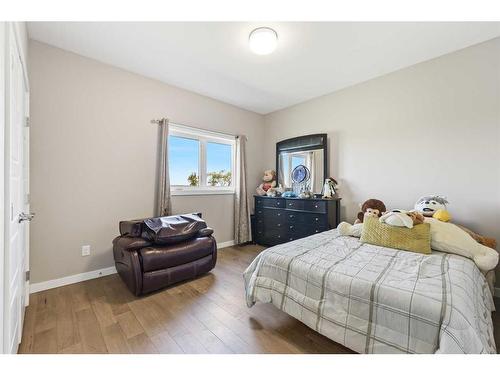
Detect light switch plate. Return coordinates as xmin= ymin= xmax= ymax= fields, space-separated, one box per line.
xmin=81 ymin=245 xmax=91 ymax=257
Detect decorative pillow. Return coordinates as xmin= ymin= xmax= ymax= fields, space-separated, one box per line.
xmin=360 ymin=217 xmax=431 ymax=254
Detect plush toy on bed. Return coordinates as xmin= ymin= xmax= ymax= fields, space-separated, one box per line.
xmin=414 ymin=195 xmax=496 ymax=249
xmin=414 ymin=195 xmax=449 ymax=217
xmin=256 ymin=170 xmax=277 ymax=196
xmin=415 ymin=195 xmax=497 ymax=249
xmin=338 ymin=198 xmax=386 ymax=236
xmin=354 ymin=199 xmax=386 ymax=224
xmin=379 ymin=210 xmax=425 ymax=229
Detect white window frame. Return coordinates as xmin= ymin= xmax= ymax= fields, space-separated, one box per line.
xmin=169 ymin=123 xmax=236 ymax=196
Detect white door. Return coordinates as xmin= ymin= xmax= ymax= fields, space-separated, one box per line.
xmin=3 ymin=24 xmax=30 ymax=354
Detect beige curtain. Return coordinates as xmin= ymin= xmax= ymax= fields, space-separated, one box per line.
xmin=234 ymin=135 xmax=251 ymax=244
xmin=156 ymin=118 xmax=172 ymax=216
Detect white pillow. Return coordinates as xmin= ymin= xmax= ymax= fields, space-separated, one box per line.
xmin=424 ymin=218 xmax=499 ymax=272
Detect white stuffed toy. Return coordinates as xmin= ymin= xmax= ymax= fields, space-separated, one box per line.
xmin=337 ymin=222 xmax=363 ymax=237
xmin=379 ymin=210 xmax=414 ymax=228
xmin=379 ymin=210 xmax=425 ymax=229
xmin=414 ymin=195 xmax=448 ymax=217
xmin=424 ymin=217 xmax=499 ymax=273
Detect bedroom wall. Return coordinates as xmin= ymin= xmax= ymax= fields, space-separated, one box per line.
xmin=28 ymin=41 xmax=265 ymax=284
xmin=263 ymin=37 xmax=500 ymax=284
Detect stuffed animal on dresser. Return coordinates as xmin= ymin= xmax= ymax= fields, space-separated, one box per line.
xmin=256 ymin=170 xmax=277 ymax=196
xmin=322 ymin=177 xmax=338 ymax=199
xmin=354 ymin=199 xmax=387 ymax=224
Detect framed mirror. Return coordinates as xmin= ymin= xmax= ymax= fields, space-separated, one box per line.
xmin=276 ymin=134 xmax=327 ymax=195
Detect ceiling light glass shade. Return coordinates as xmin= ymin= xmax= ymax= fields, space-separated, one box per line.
xmin=249 ymin=27 xmax=278 ymax=55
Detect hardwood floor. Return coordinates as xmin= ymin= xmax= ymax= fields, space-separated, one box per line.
xmin=19 ymin=244 xmax=500 ymax=354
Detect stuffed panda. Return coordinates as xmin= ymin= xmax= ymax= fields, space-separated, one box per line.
xmin=414 ymin=195 xmax=449 ymax=217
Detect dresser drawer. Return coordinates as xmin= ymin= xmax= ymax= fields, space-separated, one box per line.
xmin=255 ymin=197 xmax=285 ymax=209
xmin=287 ymin=212 xmax=327 ymax=224
xmin=286 ymin=227 xmax=320 ymax=241
xmin=264 ymin=219 xmax=286 ymax=231
xmin=285 ymin=231 xmax=309 ymax=242
xmin=255 ymin=197 xmax=264 ymax=208
xmin=285 ymin=212 xmax=302 ymax=224
xmin=254 ymin=216 xmax=264 ymax=232
xmin=303 ymin=213 xmax=328 ymax=226
xmin=264 ymin=228 xmax=287 ymax=244
xmin=285 ymin=199 xmax=304 ymax=210
xmin=260 ymin=208 xmax=285 ymax=222
xmin=289 ymin=221 xmax=327 ymax=235
xmin=303 ymin=200 xmax=327 ymax=213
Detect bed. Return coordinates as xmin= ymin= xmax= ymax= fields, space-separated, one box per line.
xmin=243 ymin=229 xmax=497 ymax=354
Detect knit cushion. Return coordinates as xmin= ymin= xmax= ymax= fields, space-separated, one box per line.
xmin=360 ymin=217 xmax=431 ymax=254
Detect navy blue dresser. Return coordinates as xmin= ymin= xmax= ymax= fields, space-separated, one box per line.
xmin=254 ymin=195 xmax=341 ymax=246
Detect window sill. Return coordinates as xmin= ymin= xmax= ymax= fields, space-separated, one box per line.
xmin=171 ymin=189 xmax=235 ymax=196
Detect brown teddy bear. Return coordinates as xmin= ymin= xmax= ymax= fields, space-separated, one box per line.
xmin=354 ymin=199 xmax=386 ymax=224
xmin=256 ymin=170 xmax=277 ymax=196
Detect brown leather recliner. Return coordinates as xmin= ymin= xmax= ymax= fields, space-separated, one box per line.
xmin=112 ymin=213 xmax=217 ymax=296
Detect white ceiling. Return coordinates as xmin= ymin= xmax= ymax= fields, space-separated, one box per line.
xmin=28 ymin=22 xmax=500 ymax=114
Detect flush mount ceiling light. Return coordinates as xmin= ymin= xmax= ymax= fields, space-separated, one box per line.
xmin=249 ymin=27 xmax=278 ymax=55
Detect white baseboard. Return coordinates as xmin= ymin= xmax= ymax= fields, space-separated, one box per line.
xmin=495 ymin=287 xmax=500 ymax=298
xmin=30 ymin=266 xmax=117 ymax=294
xmin=218 ymin=240 xmax=235 ymax=248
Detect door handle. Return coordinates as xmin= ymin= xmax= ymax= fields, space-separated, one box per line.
xmin=18 ymin=212 xmax=35 ymax=223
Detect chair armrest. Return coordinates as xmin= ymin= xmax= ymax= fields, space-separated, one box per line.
xmin=113 ymin=236 xmax=152 ymax=251
xmin=198 ymin=227 xmax=214 ymax=237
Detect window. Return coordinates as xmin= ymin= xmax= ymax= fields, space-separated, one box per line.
xmin=168 ymin=124 xmax=235 ymax=195
xmin=291 ymin=155 xmax=306 ymax=171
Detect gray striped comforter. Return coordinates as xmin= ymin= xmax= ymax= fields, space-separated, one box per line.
xmin=243 ymin=230 xmax=496 ymax=354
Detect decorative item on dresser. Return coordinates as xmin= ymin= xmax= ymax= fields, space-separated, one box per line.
xmin=254 ymin=195 xmax=341 ymax=246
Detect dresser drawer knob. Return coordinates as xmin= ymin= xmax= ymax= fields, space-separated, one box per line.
xmin=277 ymin=235 xmax=281 ymax=238
xmin=315 ymin=217 xmax=319 ymax=221
xmin=315 ymin=204 xmax=318 ymax=208
xmin=315 ymin=230 xmax=319 ymax=233
xmin=289 ymin=225 xmax=294 ymax=229
xmin=289 ymin=238 xmax=294 ymax=241
xmin=277 ymin=223 xmax=281 ymax=227
xmin=277 ymin=213 xmax=281 ymax=216
xmin=289 ymin=214 xmax=294 ymax=218
xmin=289 ymin=203 xmax=293 ymax=206
xmin=258 ymin=210 xmax=262 ymax=214
xmin=276 ymin=202 xmax=281 ymax=206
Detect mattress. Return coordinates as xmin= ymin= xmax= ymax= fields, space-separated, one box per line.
xmin=243 ymin=229 xmax=497 ymax=354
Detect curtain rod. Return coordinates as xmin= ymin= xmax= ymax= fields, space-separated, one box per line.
xmin=150 ymin=118 xmax=238 ymax=139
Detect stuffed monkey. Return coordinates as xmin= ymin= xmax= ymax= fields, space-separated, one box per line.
xmin=354 ymin=199 xmax=387 ymax=224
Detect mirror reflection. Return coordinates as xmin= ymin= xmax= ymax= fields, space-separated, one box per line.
xmin=278 ymin=149 xmax=325 ymax=194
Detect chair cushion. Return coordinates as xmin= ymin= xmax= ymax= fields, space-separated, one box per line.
xmin=142 ymin=214 xmax=207 ymax=244
xmin=139 ymin=236 xmax=215 ymax=272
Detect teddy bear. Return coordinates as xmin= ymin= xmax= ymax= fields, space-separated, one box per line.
xmin=354 ymin=199 xmax=386 ymax=224
xmin=256 ymin=170 xmax=277 ymax=196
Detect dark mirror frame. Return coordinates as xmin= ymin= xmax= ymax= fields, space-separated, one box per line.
xmin=276 ymin=133 xmax=328 ymax=191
